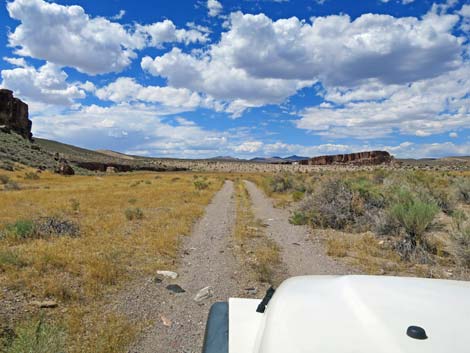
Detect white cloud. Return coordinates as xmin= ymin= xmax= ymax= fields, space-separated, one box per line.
xmin=95 ymin=77 xmax=215 ymax=110
xmin=207 ymin=0 xmax=223 ymax=17
xmin=234 ymin=141 xmax=263 ymax=153
xmin=142 ymin=10 xmax=463 ymax=116
xmin=1 ymin=61 xmax=87 ymax=106
xmin=7 ymin=0 xmax=208 ymax=75
xmin=296 ymin=64 xmax=470 ymax=138
xmin=136 ymin=20 xmax=208 ymax=47
xmin=111 ymin=10 xmax=126 ymax=20
xmin=449 ymin=132 xmax=458 ymax=138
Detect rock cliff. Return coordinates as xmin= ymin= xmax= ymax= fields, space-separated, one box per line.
xmin=0 ymin=89 xmax=32 ymax=140
xmin=303 ymin=151 xmax=393 ymax=166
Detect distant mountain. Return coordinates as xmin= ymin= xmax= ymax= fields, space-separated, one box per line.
xmin=209 ymin=156 xmax=241 ymax=161
xmin=284 ymin=155 xmax=309 ymax=161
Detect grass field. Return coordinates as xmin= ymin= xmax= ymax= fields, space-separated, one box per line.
xmin=0 ymin=167 xmax=223 ymax=352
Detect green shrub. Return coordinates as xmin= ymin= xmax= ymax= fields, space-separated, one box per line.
xmin=0 ymin=175 xmax=10 ymax=185
xmin=6 ymin=318 xmax=66 ymax=353
xmin=388 ymin=191 xmax=439 ymax=244
xmin=24 ymin=172 xmax=40 ymax=180
xmin=289 ymin=211 xmax=308 ymax=225
xmin=292 ymin=190 xmax=305 ymax=202
xmin=6 ymin=220 xmax=35 ymax=239
xmin=125 ymin=208 xmax=144 ymax=221
xmin=194 ymin=180 xmax=209 ymax=190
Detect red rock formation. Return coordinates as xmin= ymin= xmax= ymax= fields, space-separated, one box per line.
xmin=0 ymin=89 xmax=32 ymax=140
xmin=302 ymin=151 xmax=393 ymax=166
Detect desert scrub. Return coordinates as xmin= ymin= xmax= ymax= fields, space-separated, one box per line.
xmin=124 ymin=207 xmax=144 ymax=221
xmin=297 ymin=178 xmax=382 ymax=231
xmin=450 ymin=213 xmax=470 ymax=268
xmin=387 ymin=190 xmax=439 ymax=241
xmin=2 ymin=217 xmax=80 ymax=240
xmin=5 ymin=317 xmax=66 ymax=353
xmin=0 ymin=170 xmax=222 ymax=352
xmin=455 ymin=177 xmax=470 ymax=204
xmin=194 ymin=179 xmax=210 ymax=190
xmin=289 ymin=211 xmax=308 ymax=225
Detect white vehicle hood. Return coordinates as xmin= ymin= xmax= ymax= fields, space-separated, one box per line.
xmin=229 ymin=275 xmax=470 ymax=353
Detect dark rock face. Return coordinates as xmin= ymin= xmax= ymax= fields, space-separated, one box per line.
xmin=302 ymin=151 xmax=393 ymax=166
xmin=0 ymin=89 xmax=32 ymax=140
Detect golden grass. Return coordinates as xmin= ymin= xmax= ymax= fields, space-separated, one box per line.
xmin=0 ymin=166 xmax=223 ymax=352
xmin=233 ymin=179 xmax=281 ymax=284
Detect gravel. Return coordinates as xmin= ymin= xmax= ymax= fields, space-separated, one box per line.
xmin=244 ymin=180 xmax=357 ymax=278
xmin=123 ymin=180 xmax=251 ymax=353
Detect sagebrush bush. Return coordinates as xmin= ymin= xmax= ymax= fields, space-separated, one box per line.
xmin=299 ymin=178 xmax=380 ymax=231
xmin=4 ymin=217 xmax=80 ymax=240
xmin=388 ymin=190 xmax=439 ymax=246
xmin=194 ymin=180 xmax=210 ymax=190
xmin=125 ymin=207 xmax=144 ymax=221
xmin=450 ymin=213 xmax=470 ymax=268
xmin=456 ymin=178 xmax=470 ymax=204
xmin=289 ymin=211 xmax=308 ymax=225
xmin=6 ymin=220 xmax=35 ymax=239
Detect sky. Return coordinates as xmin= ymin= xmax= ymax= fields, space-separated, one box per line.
xmin=0 ymin=0 xmax=469 ymax=159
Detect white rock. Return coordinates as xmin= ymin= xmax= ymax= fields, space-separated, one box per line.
xmin=157 ymin=270 xmax=178 ymax=280
xmin=194 ymin=286 xmax=213 ymax=302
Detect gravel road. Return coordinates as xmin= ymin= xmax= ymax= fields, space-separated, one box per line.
xmin=119 ymin=180 xmax=355 ymax=353
xmin=244 ymin=180 xmax=354 ymax=278
xmin=126 ymin=180 xmax=251 ymax=353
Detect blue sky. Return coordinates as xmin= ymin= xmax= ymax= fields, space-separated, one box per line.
xmin=1 ymin=0 xmax=469 ymax=159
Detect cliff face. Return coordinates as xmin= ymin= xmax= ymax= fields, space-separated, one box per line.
xmin=0 ymin=89 xmax=32 ymax=140
xmin=303 ymin=151 xmax=393 ymax=166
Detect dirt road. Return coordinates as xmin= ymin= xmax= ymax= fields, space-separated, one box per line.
xmin=244 ymin=180 xmax=353 ymax=277
xmin=122 ymin=180 xmax=353 ymax=353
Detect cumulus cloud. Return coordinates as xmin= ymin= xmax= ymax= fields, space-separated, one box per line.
xmin=95 ymin=77 xmax=216 ymax=111
xmin=136 ymin=20 xmax=208 ymax=47
xmin=141 ymin=10 xmax=463 ymax=116
xmin=296 ymin=64 xmax=470 ymax=138
xmin=7 ymin=0 xmax=208 ymax=75
xmin=1 ymin=60 xmax=88 ymax=106
xmin=207 ymin=0 xmax=223 ymax=17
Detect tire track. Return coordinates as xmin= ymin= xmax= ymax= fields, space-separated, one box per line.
xmin=244 ymin=180 xmax=355 ymax=278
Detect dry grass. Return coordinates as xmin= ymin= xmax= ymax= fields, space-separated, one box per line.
xmin=0 ymin=166 xmax=222 ymax=352
xmin=233 ymin=179 xmax=281 ymax=284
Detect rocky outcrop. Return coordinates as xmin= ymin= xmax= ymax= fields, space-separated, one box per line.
xmin=302 ymin=151 xmax=393 ymax=166
xmin=0 ymin=89 xmax=32 ymax=140
xmin=55 ymin=159 xmax=75 ymax=175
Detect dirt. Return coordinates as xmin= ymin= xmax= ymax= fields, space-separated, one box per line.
xmin=244 ymin=180 xmax=356 ymax=278
xmin=118 ymin=180 xmax=356 ymax=353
